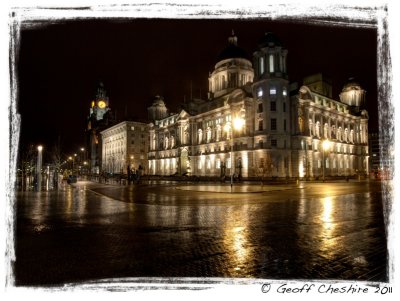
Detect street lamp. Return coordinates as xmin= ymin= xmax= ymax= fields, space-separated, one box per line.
xmin=224 ymin=116 xmax=245 ymax=190
xmin=322 ymin=139 xmax=330 ymax=182
xmin=37 ymin=145 xmax=43 ymax=191
xmin=68 ymin=156 xmax=75 ymax=175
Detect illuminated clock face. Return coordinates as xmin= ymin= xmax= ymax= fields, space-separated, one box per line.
xmin=98 ymin=100 xmax=106 ymax=109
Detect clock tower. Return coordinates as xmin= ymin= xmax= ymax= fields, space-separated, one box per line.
xmin=86 ymin=81 xmax=114 ymax=174
xmin=90 ymin=81 xmax=110 ymax=121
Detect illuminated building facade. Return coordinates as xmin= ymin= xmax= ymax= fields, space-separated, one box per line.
xmin=101 ymin=121 xmax=149 ymax=174
xmin=292 ymin=75 xmax=369 ymax=179
xmin=147 ymin=32 xmax=369 ymax=179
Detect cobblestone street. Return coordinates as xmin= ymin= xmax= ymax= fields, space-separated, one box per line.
xmin=14 ymin=180 xmax=388 ymax=286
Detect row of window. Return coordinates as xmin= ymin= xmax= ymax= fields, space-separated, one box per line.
xmin=257 ymin=86 xmax=287 ymax=97
xmin=307 ymin=120 xmax=366 ymax=144
xmin=258 ymin=53 xmax=287 ymax=75
xmin=258 ymin=118 xmax=286 ymax=131
xmin=211 ymin=73 xmax=252 ymax=92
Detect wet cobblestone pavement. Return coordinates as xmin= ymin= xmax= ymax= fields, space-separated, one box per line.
xmin=14 ymin=180 xmax=388 ymax=286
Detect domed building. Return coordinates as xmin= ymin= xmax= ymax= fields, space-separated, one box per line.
xmin=137 ymin=32 xmax=369 ymax=179
xmin=208 ymin=31 xmax=254 ymax=99
xmin=147 ymin=95 xmax=169 ymax=121
xmin=339 ymin=78 xmax=366 ymax=107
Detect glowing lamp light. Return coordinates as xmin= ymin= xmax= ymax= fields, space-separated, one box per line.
xmin=37 ymin=145 xmax=43 ymax=151
xmin=224 ymin=123 xmax=231 ymax=133
xmin=233 ymin=117 xmax=245 ymax=130
xmin=322 ymin=139 xmax=330 ymax=151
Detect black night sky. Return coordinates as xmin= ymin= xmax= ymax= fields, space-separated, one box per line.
xmin=17 ymin=18 xmax=378 ymax=156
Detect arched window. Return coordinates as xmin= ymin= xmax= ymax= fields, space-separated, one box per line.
xmin=337 ymin=127 xmax=342 ymax=141
xmin=198 ymin=129 xmax=203 ymax=144
xmin=206 ymin=127 xmax=212 ymax=143
xmin=331 ymin=126 xmax=336 ymax=139
xmin=170 ymin=136 xmax=175 ymax=148
xmin=216 ymin=125 xmax=221 ymax=142
xmin=309 ymin=119 xmax=313 ymax=136
xmin=164 ymin=136 xmax=169 ymax=150
xmin=315 ymin=122 xmax=320 ymax=138
xmin=344 ymin=128 xmax=348 ymax=142
xmin=324 ymin=123 xmax=329 ymax=138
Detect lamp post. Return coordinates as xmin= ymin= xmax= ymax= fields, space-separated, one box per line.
xmin=80 ymin=148 xmax=85 ymax=174
xmin=68 ymin=156 xmax=75 ymax=175
xmin=37 ymin=145 xmax=43 ymax=191
xmin=322 ymin=139 xmax=330 ymax=182
xmin=224 ymin=115 xmax=245 ymax=190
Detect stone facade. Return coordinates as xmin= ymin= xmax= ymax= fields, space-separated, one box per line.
xmin=101 ymin=121 xmax=149 ymax=174
xmin=146 ymin=32 xmax=370 ymax=179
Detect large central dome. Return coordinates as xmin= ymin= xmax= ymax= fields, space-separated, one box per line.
xmin=217 ymin=31 xmax=250 ymax=61
xmin=208 ymin=32 xmax=254 ymax=99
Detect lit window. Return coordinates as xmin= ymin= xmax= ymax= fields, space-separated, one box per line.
xmin=270 ymin=87 xmax=276 ymax=95
xmin=216 ymin=158 xmax=221 ymax=169
xmin=206 ymin=158 xmax=211 ymax=170
xmin=257 ymin=89 xmax=263 ymax=97
xmin=227 ymin=158 xmax=231 ymax=169
xmin=259 ymin=57 xmax=265 ymax=74
xmin=269 ymin=54 xmax=274 ymax=73
xmin=283 ymin=87 xmax=287 ymax=96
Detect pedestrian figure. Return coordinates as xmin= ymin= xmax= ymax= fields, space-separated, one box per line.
xmin=127 ymin=166 xmax=131 ymax=185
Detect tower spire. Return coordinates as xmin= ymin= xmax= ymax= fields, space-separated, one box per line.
xmin=228 ymin=29 xmax=237 ymax=46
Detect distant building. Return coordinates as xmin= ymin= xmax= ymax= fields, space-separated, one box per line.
xmin=86 ymin=82 xmax=115 ymax=174
xmin=369 ymin=132 xmax=381 ymax=173
xmin=368 ymin=132 xmax=393 ymax=179
xmin=147 ymin=32 xmax=370 ymax=179
xmin=100 ymin=121 xmax=149 ymax=174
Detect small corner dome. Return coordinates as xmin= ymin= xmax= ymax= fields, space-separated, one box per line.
xmin=153 ymin=95 xmax=166 ymax=106
xmin=217 ymin=31 xmax=250 ymax=62
xmin=342 ymin=78 xmax=363 ymax=92
xmin=258 ymin=32 xmax=282 ymax=48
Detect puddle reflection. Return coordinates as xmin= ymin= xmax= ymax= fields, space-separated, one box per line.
xmin=223 ymin=205 xmax=251 ymax=272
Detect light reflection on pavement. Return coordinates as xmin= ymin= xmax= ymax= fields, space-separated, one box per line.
xmin=15 ymin=180 xmax=388 ymax=285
